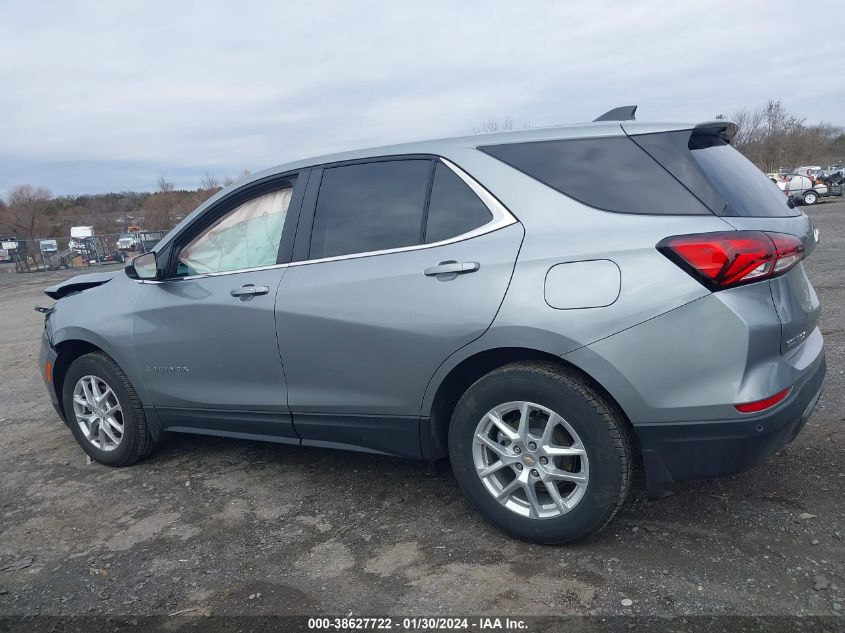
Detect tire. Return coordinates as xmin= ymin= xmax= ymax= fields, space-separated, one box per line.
xmin=448 ymin=362 xmax=631 ymax=544
xmin=62 ymin=352 xmax=156 ymax=466
xmin=803 ymin=191 xmax=818 ymax=205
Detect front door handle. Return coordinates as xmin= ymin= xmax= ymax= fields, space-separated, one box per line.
xmin=424 ymin=261 xmax=480 ymax=277
xmin=230 ymin=284 xmax=270 ymax=300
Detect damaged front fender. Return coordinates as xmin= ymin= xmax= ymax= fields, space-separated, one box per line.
xmin=44 ymin=271 xmax=119 ymax=300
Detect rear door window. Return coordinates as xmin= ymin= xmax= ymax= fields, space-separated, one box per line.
xmin=479 ymin=137 xmax=711 ymax=215
xmin=424 ymin=163 xmax=493 ymax=243
xmin=309 ymin=160 xmax=431 ymax=259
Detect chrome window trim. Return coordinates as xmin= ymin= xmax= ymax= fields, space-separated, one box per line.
xmin=140 ymin=158 xmax=516 ymax=284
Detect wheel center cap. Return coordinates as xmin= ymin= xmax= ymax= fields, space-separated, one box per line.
xmin=522 ymin=454 xmax=536 ymax=467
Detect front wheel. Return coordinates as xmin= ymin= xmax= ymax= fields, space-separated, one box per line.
xmin=803 ymin=191 xmax=818 ymax=205
xmin=448 ymin=362 xmax=632 ymax=544
xmin=62 ymin=352 xmax=156 ymax=466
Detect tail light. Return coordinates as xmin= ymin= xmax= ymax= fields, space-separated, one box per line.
xmin=735 ymin=387 xmax=791 ymax=413
xmin=657 ymin=231 xmax=804 ymax=290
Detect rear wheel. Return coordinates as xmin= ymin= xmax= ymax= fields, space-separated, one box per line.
xmin=448 ymin=362 xmax=631 ymax=544
xmin=803 ymin=191 xmax=818 ymax=205
xmin=62 ymin=352 xmax=156 ymax=466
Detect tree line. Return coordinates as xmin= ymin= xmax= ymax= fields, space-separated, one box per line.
xmin=2 ymin=99 xmax=843 ymax=244
xmin=0 ymin=173 xmax=247 ymax=243
xmin=720 ymin=99 xmax=844 ymax=172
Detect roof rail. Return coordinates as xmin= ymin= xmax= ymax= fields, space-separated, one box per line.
xmin=593 ymin=105 xmax=637 ymax=122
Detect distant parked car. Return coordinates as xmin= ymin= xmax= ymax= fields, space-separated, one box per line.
xmin=826 ymin=164 xmax=844 ymax=179
xmin=794 ymin=166 xmax=823 ymax=179
xmin=775 ymin=173 xmax=841 ymax=205
xmin=0 ymin=238 xmax=19 ymax=263
xmin=117 ymin=233 xmax=140 ymax=251
xmin=776 ymin=174 xmax=817 ymax=205
xmin=138 ymin=231 xmax=164 ymax=252
xmin=40 ymin=239 xmax=58 ymax=253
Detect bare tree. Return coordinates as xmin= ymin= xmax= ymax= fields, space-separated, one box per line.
xmin=157 ymin=176 xmax=175 ymax=193
xmin=725 ymin=99 xmax=842 ymax=171
xmin=201 ymin=172 xmax=219 ymax=190
xmin=473 ymin=116 xmax=534 ymax=135
xmin=0 ymin=185 xmax=53 ymax=242
xmin=474 ymin=117 xmax=514 ymax=135
xmin=729 ymin=106 xmax=765 ymax=152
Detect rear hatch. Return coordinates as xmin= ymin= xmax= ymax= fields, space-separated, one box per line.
xmin=626 ymin=122 xmax=821 ymax=355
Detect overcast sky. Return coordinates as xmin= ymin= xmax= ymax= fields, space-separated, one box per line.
xmin=1 ymin=0 xmax=843 ymax=196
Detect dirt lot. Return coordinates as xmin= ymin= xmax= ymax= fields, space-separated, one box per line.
xmin=1 ymin=202 xmax=843 ymax=626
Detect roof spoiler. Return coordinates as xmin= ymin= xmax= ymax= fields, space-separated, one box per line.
xmin=593 ymin=105 xmax=637 ymax=122
xmin=692 ymin=120 xmax=737 ymax=144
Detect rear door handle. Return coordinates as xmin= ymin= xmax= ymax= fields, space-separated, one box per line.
xmin=424 ymin=261 xmax=480 ymax=277
xmin=230 ymin=284 xmax=270 ymax=300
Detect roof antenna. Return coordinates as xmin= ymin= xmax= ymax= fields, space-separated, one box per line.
xmin=593 ymin=105 xmax=637 ymax=122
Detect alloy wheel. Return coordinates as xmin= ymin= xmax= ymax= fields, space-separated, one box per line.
xmin=472 ymin=401 xmax=589 ymax=519
xmin=72 ymin=375 xmax=124 ymax=451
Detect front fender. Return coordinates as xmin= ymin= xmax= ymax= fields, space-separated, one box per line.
xmin=48 ymin=275 xmax=147 ymax=401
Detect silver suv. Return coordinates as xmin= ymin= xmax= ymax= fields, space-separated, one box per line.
xmin=39 ymin=107 xmax=825 ymax=544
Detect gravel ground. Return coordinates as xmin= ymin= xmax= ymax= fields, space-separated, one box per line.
xmin=0 ymin=202 xmax=843 ymax=626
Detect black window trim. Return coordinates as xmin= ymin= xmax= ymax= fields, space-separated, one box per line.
xmin=290 ymin=154 xmax=515 ymax=266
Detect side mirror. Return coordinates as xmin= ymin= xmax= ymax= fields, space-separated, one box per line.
xmin=125 ymin=252 xmax=159 ymax=280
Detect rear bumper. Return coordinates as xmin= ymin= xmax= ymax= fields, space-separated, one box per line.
xmin=636 ymin=352 xmax=826 ymax=498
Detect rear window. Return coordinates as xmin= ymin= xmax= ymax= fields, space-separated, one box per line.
xmin=687 ymin=136 xmax=800 ymax=217
xmin=479 ymin=137 xmax=711 ymax=215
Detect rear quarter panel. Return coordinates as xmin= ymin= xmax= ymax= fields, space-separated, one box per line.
xmin=421 ymin=147 xmax=737 ymax=415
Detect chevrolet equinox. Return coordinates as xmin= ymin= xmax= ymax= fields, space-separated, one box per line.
xmin=38 ymin=106 xmax=825 ymax=544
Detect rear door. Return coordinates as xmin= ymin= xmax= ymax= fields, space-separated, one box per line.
xmin=275 ymin=157 xmax=523 ymax=457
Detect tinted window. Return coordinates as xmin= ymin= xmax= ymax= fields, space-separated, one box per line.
xmin=177 ymin=185 xmax=294 ymax=276
xmin=425 ymin=163 xmax=493 ymax=243
xmin=688 ymin=136 xmax=800 ymax=217
xmin=310 ymin=160 xmax=431 ymax=259
xmin=480 ymin=137 xmax=710 ymax=215
xmin=631 ymin=131 xmax=726 ymax=214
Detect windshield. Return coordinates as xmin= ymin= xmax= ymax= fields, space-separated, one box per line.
xmin=689 ymin=137 xmax=799 ymax=217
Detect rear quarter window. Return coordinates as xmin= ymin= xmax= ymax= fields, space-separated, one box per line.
xmin=479 ymin=137 xmax=711 ymax=215
xmin=424 ymin=163 xmax=493 ymax=244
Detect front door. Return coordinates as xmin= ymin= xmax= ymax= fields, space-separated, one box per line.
xmin=275 ymin=158 xmax=523 ymax=457
xmin=132 ymin=175 xmax=304 ymax=440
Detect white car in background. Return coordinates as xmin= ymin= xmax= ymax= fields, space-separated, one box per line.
xmin=794 ymin=165 xmax=824 ymax=179
xmin=116 ymin=233 xmax=140 ymax=251
xmin=775 ymin=173 xmax=827 ymax=205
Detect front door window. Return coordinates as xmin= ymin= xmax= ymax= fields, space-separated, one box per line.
xmin=178 ymin=186 xmax=293 ymax=276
